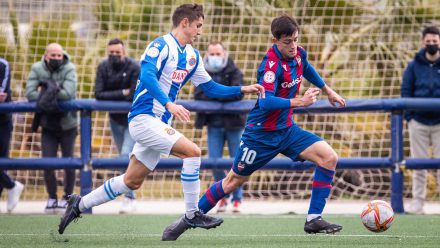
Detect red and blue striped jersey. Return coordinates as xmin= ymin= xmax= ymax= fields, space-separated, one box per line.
xmin=246 ymin=45 xmax=325 ymax=131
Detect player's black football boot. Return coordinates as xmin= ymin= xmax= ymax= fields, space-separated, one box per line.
xmin=304 ymin=216 xmax=342 ymax=234
xmin=162 ymin=210 xmax=223 ymax=241
xmin=58 ymin=194 xmax=82 ymax=234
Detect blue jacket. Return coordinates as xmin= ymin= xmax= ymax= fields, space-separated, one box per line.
xmin=401 ymin=48 xmax=440 ymax=125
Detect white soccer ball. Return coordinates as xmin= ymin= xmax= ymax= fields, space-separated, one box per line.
xmin=360 ymin=200 xmax=394 ymax=232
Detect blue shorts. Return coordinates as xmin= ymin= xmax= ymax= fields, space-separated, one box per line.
xmin=232 ymin=124 xmax=322 ymax=176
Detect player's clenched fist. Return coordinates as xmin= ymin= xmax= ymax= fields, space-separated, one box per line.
xmin=241 ymin=84 xmax=266 ymax=98
xmin=301 ymin=87 xmax=320 ymax=106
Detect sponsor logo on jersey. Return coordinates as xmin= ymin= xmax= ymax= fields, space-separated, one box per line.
xmin=281 ymin=77 xmax=301 ymax=88
xmin=165 ymin=127 xmax=175 ymax=135
xmin=171 ymin=69 xmax=188 ymax=83
xmin=237 ymin=162 xmax=245 ymax=171
xmin=188 ymin=57 xmax=196 ymax=66
xmin=263 ymin=71 xmax=275 ymax=84
xmin=153 ymin=42 xmax=161 ymax=48
xmin=146 ymin=47 xmax=159 ymax=58
xmin=268 ymin=61 xmax=275 ymax=68
xmin=282 ymin=64 xmax=288 ymax=71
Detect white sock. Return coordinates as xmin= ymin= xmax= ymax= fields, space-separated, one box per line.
xmin=181 ymin=157 xmax=201 ymax=219
xmin=79 ymin=174 xmax=131 ymax=212
xmin=306 ymin=214 xmax=321 ymax=222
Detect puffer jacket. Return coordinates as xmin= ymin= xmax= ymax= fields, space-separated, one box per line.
xmin=401 ymin=48 xmax=440 ymax=125
xmin=25 ymin=52 xmax=78 ymax=130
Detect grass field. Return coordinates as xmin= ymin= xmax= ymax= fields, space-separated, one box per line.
xmin=1 ymin=214 xmax=439 ymax=247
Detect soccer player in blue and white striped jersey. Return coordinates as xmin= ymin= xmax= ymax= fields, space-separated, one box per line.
xmin=58 ymin=3 xmax=264 ymax=235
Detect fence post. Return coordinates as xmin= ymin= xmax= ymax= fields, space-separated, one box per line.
xmin=80 ymin=109 xmax=93 ymax=214
xmin=390 ymin=110 xmax=404 ymax=213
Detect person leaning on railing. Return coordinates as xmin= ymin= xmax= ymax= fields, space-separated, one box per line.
xmin=0 ymin=57 xmax=24 ymax=213
xmin=25 ymin=43 xmax=78 ymax=214
xmin=401 ymin=26 xmax=440 ymax=215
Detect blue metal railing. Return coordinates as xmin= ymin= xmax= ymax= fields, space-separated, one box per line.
xmin=1 ymin=98 xmax=440 ymax=213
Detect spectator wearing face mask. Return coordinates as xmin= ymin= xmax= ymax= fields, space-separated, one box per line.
xmin=95 ymin=38 xmax=140 ymax=214
xmin=25 ymin=43 xmax=78 ymax=213
xmin=194 ymin=41 xmax=246 ymax=213
xmin=402 ymin=26 xmax=440 ymax=214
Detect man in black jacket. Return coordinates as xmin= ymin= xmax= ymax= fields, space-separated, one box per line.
xmin=0 ymin=57 xmax=24 ymax=213
xmin=194 ymin=41 xmax=246 ymax=213
xmin=95 ymin=39 xmax=140 ymax=213
xmin=402 ymin=26 xmax=440 ymax=214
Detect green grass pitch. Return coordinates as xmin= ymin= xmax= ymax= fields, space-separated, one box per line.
xmin=1 ymin=214 xmax=439 ymax=247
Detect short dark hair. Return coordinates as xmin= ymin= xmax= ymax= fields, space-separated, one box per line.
xmin=172 ymin=4 xmax=204 ymax=27
xmin=208 ymin=41 xmax=225 ymax=49
xmin=108 ymin=38 xmax=124 ymax=46
xmin=422 ymin=26 xmax=440 ymax=38
xmin=271 ymin=15 xmax=299 ymax=40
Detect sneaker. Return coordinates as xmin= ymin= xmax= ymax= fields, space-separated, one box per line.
xmin=119 ymin=197 xmax=136 ymax=214
xmin=58 ymin=198 xmax=68 ymax=209
xmin=216 ymin=198 xmax=227 ymax=213
xmin=304 ymin=216 xmax=342 ymax=234
xmin=162 ymin=210 xmax=223 ymax=241
xmin=58 ymin=194 xmax=82 ymax=234
xmin=7 ymin=181 xmax=24 ymax=213
xmin=405 ymin=203 xmax=424 ymax=215
xmin=45 ymin=198 xmax=58 ymax=214
xmin=232 ymin=200 xmax=241 ymax=213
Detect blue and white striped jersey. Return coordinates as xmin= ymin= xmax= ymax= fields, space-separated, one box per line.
xmin=128 ymin=33 xmax=212 ymax=125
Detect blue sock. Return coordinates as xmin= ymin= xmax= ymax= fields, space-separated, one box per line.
xmin=198 ymin=180 xmax=226 ymax=213
xmin=308 ymin=166 xmax=335 ymax=215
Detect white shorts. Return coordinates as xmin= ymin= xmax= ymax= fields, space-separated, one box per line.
xmin=129 ymin=114 xmax=183 ymax=171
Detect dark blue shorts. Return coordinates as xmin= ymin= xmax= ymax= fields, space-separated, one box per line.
xmin=232 ymin=124 xmax=322 ymax=176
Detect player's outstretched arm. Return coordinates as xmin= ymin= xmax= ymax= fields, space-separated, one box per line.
xmin=321 ymin=85 xmax=346 ymax=108
xmin=240 ymin=84 xmax=265 ymax=98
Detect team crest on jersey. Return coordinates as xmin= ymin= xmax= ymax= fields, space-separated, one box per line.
xmin=171 ymin=69 xmax=188 ymax=83
xmin=188 ymin=57 xmax=196 ymax=66
xmin=147 ymin=47 xmax=159 ymax=58
xmin=263 ymin=71 xmax=276 ymax=84
xmin=165 ymin=128 xmax=175 ymax=135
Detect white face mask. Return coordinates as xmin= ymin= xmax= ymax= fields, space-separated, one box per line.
xmin=207 ymin=56 xmax=225 ymax=71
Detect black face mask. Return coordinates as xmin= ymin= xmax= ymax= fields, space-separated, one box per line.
xmin=109 ymin=55 xmax=124 ymax=69
xmin=48 ymin=59 xmax=63 ymax=71
xmin=426 ymin=44 xmax=439 ymax=55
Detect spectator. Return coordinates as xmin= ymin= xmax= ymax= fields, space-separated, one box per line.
xmin=194 ymin=41 xmax=246 ymax=213
xmin=0 ymin=57 xmax=24 ymax=213
xmin=95 ymin=38 xmax=139 ymax=214
xmin=402 ymin=26 xmax=440 ymax=214
xmin=25 ymin=43 xmax=78 ymax=213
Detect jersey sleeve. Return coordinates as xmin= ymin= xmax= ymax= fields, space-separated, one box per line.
xmin=138 ymin=38 xmax=171 ymax=106
xmin=257 ymin=57 xmax=280 ymax=93
xmin=301 ymin=49 xmax=326 ymax=88
xmin=190 ymin=50 xmax=212 ymax=87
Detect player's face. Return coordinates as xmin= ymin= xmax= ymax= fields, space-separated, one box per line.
xmin=274 ymin=31 xmax=299 ymax=59
xmin=184 ymin=17 xmax=204 ymax=45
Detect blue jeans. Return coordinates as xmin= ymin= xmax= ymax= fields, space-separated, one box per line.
xmin=110 ymin=119 xmax=136 ymax=199
xmin=207 ymin=127 xmax=244 ymax=202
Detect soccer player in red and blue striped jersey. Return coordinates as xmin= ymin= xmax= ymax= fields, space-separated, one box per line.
xmin=163 ymin=14 xmax=346 ymax=240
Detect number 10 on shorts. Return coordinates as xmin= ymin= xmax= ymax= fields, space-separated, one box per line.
xmin=241 ymin=147 xmax=257 ymax=164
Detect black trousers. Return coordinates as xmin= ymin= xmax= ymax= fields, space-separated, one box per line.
xmin=0 ymin=121 xmax=15 ymax=197
xmin=41 ymin=127 xmax=77 ymax=200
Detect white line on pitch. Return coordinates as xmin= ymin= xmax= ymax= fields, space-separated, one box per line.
xmin=1 ymin=233 xmax=439 ymax=239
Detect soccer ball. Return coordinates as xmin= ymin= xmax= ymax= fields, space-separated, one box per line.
xmin=360 ymin=200 xmax=394 ymax=232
